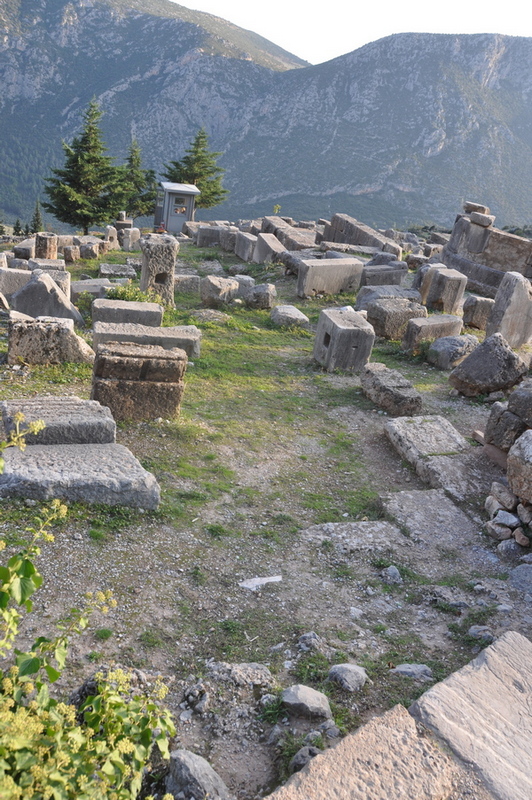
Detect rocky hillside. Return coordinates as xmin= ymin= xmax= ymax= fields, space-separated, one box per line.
xmin=1 ymin=0 xmax=532 ymax=227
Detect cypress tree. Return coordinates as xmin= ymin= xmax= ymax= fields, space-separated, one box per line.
xmin=43 ymin=100 xmax=123 ymax=235
xmin=163 ymin=128 xmax=228 ymax=213
xmin=30 ymin=199 xmax=43 ymax=233
xmin=13 ymin=219 xmax=22 ymax=236
xmin=122 ymin=140 xmax=157 ymax=221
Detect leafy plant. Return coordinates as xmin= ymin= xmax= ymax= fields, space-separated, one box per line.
xmin=258 ymin=692 xmax=285 ymax=724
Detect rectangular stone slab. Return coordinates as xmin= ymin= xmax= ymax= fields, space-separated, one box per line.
xmin=92 ymin=378 xmax=184 ymax=420
xmin=1 ymin=396 xmax=116 ymax=445
xmin=92 ymin=298 xmax=164 ymax=327
xmin=385 ymin=415 xmax=470 ymax=463
xmin=92 ymin=321 xmax=201 ymax=358
xmin=410 ymin=631 xmax=532 ymax=800
xmin=297 ymin=258 xmax=364 ymax=297
xmin=0 ymin=443 xmax=160 ymax=509
xmin=93 ymin=342 xmax=187 ymax=382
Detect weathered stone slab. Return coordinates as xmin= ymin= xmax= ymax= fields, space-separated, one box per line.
xmin=385 ymin=415 xmax=469 ymax=464
xmin=8 ymin=318 xmax=94 ymax=365
xmin=267 ymin=704 xmax=494 ymax=800
xmin=200 ymin=275 xmax=239 ymax=307
xmin=449 ymin=333 xmax=527 ymax=396
xmin=410 ymin=631 xmax=532 ymax=800
xmin=508 ymin=379 xmax=532 ymax=427
xmin=361 ymin=262 xmax=407 ymax=286
xmin=71 ymin=279 xmax=112 ymax=303
xmin=244 ymin=283 xmax=277 ymax=309
xmin=174 ymin=274 xmax=200 ymax=294
xmin=99 ymin=262 xmax=136 ymax=279
xmin=93 ymin=342 xmax=187 ymax=382
xmin=235 ymin=231 xmax=257 ymax=262
xmin=426 ymin=334 xmax=478 ymax=370
xmin=11 ymin=272 xmax=84 ymax=326
xmin=361 ymin=363 xmax=422 ymax=415
xmin=313 ymin=306 xmax=374 ymax=372
xmin=485 ymin=271 xmax=532 ymax=348
xmin=401 ymin=315 xmax=463 ymax=355
xmin=301 ymin=520 xmax=409 ymax=555
xmin=0 ymin=443 xmax=160 ymax=509
xmin=92 ymin=299 xmax=164 ymax=327
xmin=14 ymin=240 xmax=35 ymax=260
xmin=1 ymin=396 xmax=116 ymax=445
xmin=462 ymin=294 xmax=495 ymax=330
xmin=122 ymin=227 xmax=141 ymax=252
xmin=507 ymin=430 xmax=532 ymax=504
xmin=423 ymin=266 xmax=467 ymax=314
xmin=297 ymin=258 xmax=364 ymax=298
xmin=139 ymin=233 xmax=177 ymax=307
xmin=196 ymin=225 xmax=225 ymax=247
xmin=0 ymin=268 xmax=32 ymax=299
xmin=218 ymin=226 xmax=239 ymax=252
xmin=79 ymin=242 xmax=100 ymax=260
xmin=253 ymin=232 xmax=286 ymax=264
xmin=270 ymin=305 xmax=309 ymax=328
xmin=92 ymin=379 xmax=185 ymax=421
xmin=28 ymin=258 xmax=66 ymax=271
xmin=484 ymin=402 xmax=528 ymax=452
xmin=63 ymin=246 xmax=80 ymax=263
xmin=27 ymin=265 xmax=70 ymax=297
xmin=366 ymin=298 xmax=427 ymax=339
xmin=355 ymin=286 xmax=421 ymax=312
xmin=92 ymin=321 xmax=201 ymax=358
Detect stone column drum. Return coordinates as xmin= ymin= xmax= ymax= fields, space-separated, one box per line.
xmin=35 ymin=232 xmax=58 ymax=260
xmin=139 ymin=234 xmax=178 ymax=307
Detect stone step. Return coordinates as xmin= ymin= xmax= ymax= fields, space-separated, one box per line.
xmin=1 ymin=395 xmax=116 ymax=445
xmin=0 ymin=443 xmax=160 ymax=509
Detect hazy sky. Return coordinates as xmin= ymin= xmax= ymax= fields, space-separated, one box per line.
xmin=171 ymin=0 xmax=531 ymax=64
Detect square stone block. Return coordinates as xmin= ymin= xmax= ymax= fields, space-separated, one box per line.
xmin=92 ymin=378 xmax=184 ymax=421
xmin=313 ymin=306 xmax=375 ymax=372
xmin=401 ymin=315 xmax=463 ymax=354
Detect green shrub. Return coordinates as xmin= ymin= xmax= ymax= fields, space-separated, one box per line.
xmin=105 ymin=285 xmax=162 ymax=305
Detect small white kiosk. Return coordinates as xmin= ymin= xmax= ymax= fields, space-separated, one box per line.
xmin=153 ymin=182 xmax=201 ymax=233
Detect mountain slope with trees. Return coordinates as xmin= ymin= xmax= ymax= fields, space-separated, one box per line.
xmin=0 ymin=0 xmax=531 ymax=228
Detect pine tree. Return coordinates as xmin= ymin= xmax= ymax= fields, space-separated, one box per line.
xmin=30 ymin=199 xmax=43 ymax=233
xmin=43 ymin=100 xmax=123 ymax=235
xmin=13 ymin=219 xmax=22 ymax=236
xmin=0 ymin=219 xmax=5 ymax=236
xmin=24 ymin=223 xmax=30 ymax=236
xmin=122 ymin=140 xmax=157 ymax=221
xmin=163 ymin=128 xmax=228 ymax=213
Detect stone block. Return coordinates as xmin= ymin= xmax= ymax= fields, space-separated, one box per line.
xmin=508 ymin=378 xmax=532 ymax=426
xmin=449 ymin=333 xmax=528 ymax=396
xmin=385 ymin=415 xmax=469 ymax=468
xmin=462 ymin=295 xmax=495 ymax=330
xmin=426 ymin=334 xmax=478 ymax=370
xmin=139 ymin=234 xmax=178 ymax=307
xmin=484 ymin=402 xmax=528 ymax=452
xmin=297 ymin=258 xmax=364 ymax=298
xmin=11 ymin=272 xmax=84 ymax=326
xmin=253 ymin=233 xmax=286 ymax=264
xmin=219 ymin=226 xmax=239 ymax=252
xmin=361 ymin=363 xmax=422 ymax=416
xmin=8 ymin=318 xmax=94 ymax=364
xmin=1 ymin=396 xmax=115 ymax=445
xmin=0 ymin=443 xmax=160 ymax=509
xmin=401 ymin=315 xmax=463 ymax=355
xmin=28 ymin=258 xmax=66 ymax=271
xmin=13 ymin=240 xmax=35 ymax=260
xmin=244 ymin=283 xmax=277 ymax=309
xmin=63 ymin=246 xmax=80 ymax=263
xmin=92 ymin=378 xmax=185 ymax=421
xmin=405 ymin=253 xmax=429 ymax=271
xmin=174 ymin=274 xmax=200 ymax=294
xmin=99 ymin=262 xmax=137 ymax=279
xmin=507 ymin=430 xmax=532 ymax=503
xmin=361 ymin=262 xmax=407 ymax=287
xmin=355 ymin=286 xmax=421 ymax=312
xmin=104 ymin=225 xmax=120 ymax=250
xmin=70 ymin=279 xmax=112 ymax=303
xmin=28 ymin=266 xmax=70 ymax=297
xmin=122 ymin=228 xmax=141 ymax=252
xmin=464 ymin=201 xmax=490 ymax=214
xmin=313 ymin=307 xmax=375 ymax=372
xmin=196 ymin=225 xmax=225 ymax=247
xmin=166 ymin=750 xmax=232 ymax=800
xmin=8 ymin=258 xmax=30 ymax=270
xmin=270 ymin=305 xmax=309 ymax=328
xmin=423 ymin=267 xmax=467 ymax=314
xmin=233 ymin=275 xmax=256 ymax=297
xmin=235 ymin=231 xmax=257 ymax=262
xmin=56 ymin=235 xmax=74 ymax=251
xmin=93 ymin=342 xmax=187 ymax=383
xmin=485 ymin=271 xmax=532 ymax=348
xmin=79 ymin=242 xmax=100 ymax=260
xmin=91 ymin=299 xmax=164 ymax=327
xmin=92 ymin=321 xmax=201 ymax=358
xmin=410 ymin=631 xmax=532 ymax=800
xmin=470 ymin=211 xmax=495 ymax=227
xmin=200 ymin=275 xmax=239 ymax=307
xmin=0 ymin=268 xmax=32 ymax=299
xmin=366 ymin=298 xmax=427 ymax=340
xmin=35 ymin=232 xmax=58 ymax=260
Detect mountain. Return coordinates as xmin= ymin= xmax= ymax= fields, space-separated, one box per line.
xmin=1 ymin=0 xmax=531 ymax=229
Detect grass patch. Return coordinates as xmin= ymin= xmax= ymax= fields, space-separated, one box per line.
xmin=94 ymin=628 xmax=113 ymax=641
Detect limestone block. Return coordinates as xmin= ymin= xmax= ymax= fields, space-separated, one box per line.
xmin=93 ymin=342 xmax=187 ymax=383
xmin=166 ymin=750 xmax=232 ymax=800
xmin=485 ymin=271 xmax=532 ymax=348
xmin=297 ymin=258 xmax=364 ymax=298
xmin=92 ymin=298 xmax=164 ymax=327
xmin=462 ymin=295 xmax=495 ymax=330
xmin=508 ymin=379 xmax=532 ymax=426
xmin=174 ymin=274 xmax=200 ymax=294
xmin=139 ymin=234 xmax=177 ymax=306
xmin=28 ymin=258 xmax=66 ymax=272
xmin=270 ymin=305 xmax=309 ymax=328
xmin=0 ymin=268 xmax=32 ymax=299
xmin=196 ymin=225 xmax=225 ymax=247
xmin=361 ymin=262 xmax=407 ymax=287
xmin=92 ymin=321 xmax=201 ymax=358
xmin=200 ymin=275 xmax=239 ymax=308
xmin=410 ymin=631 xmax=532 ymax=800
xmin=0 ymin=443 xmax=159 ymax=509
xmin=426 ymin=334 xmax=478 ymax=370
xmin=484 ymin=402 xmax=528 ymax=452
xmin=401 ymin=315 xmax=463 ymax=355
xmin=63 ymin=246 xmax=80 ymax=263
xmin=1 ymin=396 xmax=115 ymax=445
xmin=233 ymin=275 xmax=255 ymax=298
xmin=253 ymin=233 xmax=287 ymax=264
xmin=8 ymin=258 xmax=30 ymax=270
xmin=56 ymin=235 xmax=74 ymax=251
xmin=27 ymin=267 xmax=70 ymax=298
xmin=424 ymin=267 xmax=467 ymax=314
xmin=313 ymin=307 xmax=375 ymax=372
xmin=219 ymin=226 xmax=239 ymax=252
xmin=464 ymin=201 xmax=490 ymax=214
xmin=355 ymin=286 xmax=421 ymax=312
xmin=70 ymin=279 xmax=112 ymax=303
xmin=366 ymin=298 xmax=427 ymax=340
xmin=244 ymin=283 xmax=277 ymax=309
xmin=470 ymin=211 xmax=496 ymax=227
xmin=14 ymin=239 xmax=35 ymax=260
xmin=385 ymin=416 xmax=469 ymax=471
xmin=92 ymin=378 xmax=184 ymax=421
xmin=35 ymin=232 xmax=58 ymax=260
xmin=122 ymin=228 xmax=141 ymax=252
xmin=361 ymin=363 xmax=422 ymax=415
xmin=507 ymin=430 xmax=532 ymax=504
xmin=235 ymin=231 xmax=257 ymax=262
xmin=449 ymin=333 xmax=528 ymax=396
xmin=11 ymin=272 xmax=83 ymax=326
xmin=8 ymin=318 xmax=94 ymax=364
xmin=79 ymin=243 xmax=100 ymax=260
xmin=99 ymin=262 xmax=136 ymax=279
xmin=405 ymin=253 xmax=429 ymax=271
xmin=104 ymin=225 xmax=120 ymax=250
